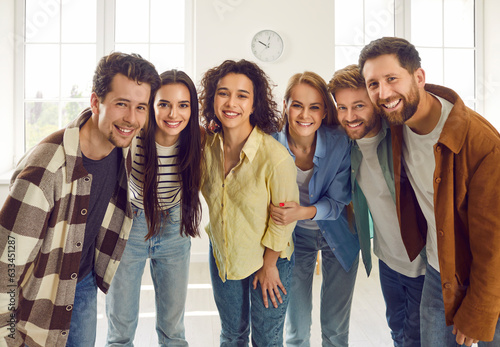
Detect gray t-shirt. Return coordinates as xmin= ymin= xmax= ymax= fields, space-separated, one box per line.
xmin=79 ymin=147 xmax=120 ymax=281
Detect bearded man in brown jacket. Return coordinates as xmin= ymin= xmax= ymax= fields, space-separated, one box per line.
xmin=359 ymin=36 xmax=500 ymax=347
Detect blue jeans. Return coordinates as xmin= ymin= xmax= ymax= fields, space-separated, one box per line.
xmin=106 ymin=206 xmax=190 ymax=347
xmin=66 ymin=271 xmax=98 ymax=347
xmin=421 ymin=263 xmax=500 ymax=346
xmin=285 ymin=226 xmax=358 ymax=347
xmin=378 ymin=259 xmax=424 ymax=347
xmin=209 ymin=243 xmax=293 ymax=347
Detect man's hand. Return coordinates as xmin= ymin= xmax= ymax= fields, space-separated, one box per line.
xmin=453 ymin=325 xmax=479 ymax=346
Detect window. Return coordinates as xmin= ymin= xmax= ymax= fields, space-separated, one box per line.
xmin=16 ymin=0 xmax=192 ymax=154
xmin=334 ymin=0 xmax=479 ymax=110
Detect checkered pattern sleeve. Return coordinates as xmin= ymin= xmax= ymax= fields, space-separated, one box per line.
xmin=0 ymin=138 xmax=61 ymax=345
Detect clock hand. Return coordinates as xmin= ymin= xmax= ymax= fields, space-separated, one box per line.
xmin=258 ymin=40 xmax=267 ymax=47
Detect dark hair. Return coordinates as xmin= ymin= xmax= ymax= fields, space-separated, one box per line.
xmin=92 ymin=52 xmax=161 ymax=102
xmin=328 ymin=64 xmax=366 ymax=101
xmin=358 ymin=37 xmax=421 ymax=76
xmin=142 ymin=70 xmax=202 ymax=239
xmin=283 ymin=71 xmax=338 ymax=127
xmin=199 ymin=59 xmax=281 ymax=135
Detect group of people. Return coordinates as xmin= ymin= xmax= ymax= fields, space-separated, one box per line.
xmin=0 ymin=36 xmax=499 ymax=347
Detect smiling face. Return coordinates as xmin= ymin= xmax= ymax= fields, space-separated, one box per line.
xmin=362 ymin=54 xmax=423 ymax=125
xmin=213 ymin=73 xmax=255 ymax=135
xmin=153 ymin=83 xmax=191 ymax=147
xmin=335 ymin=87 xmax=381 ymax=140
xmin=91 ymin=73 xmax=150 ymax=149
xmin=285 ymin=83 xmax=325 ymax=141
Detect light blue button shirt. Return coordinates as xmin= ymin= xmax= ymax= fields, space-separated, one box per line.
xmin=273 ymin=125 xmax=360 ymax=272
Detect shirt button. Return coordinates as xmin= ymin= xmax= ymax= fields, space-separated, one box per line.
xmin=70 ymin=273 xmax=78 ymax=280
xmin=438 ymin=229 xmax=444 ymax=236
xmin=222 ymin=184 xmax=224 ymax=188
xmin=435 ymin=177 xmax=441 ymax=184
xmin=221 ymin=203 xmax=224 ymax=207
xmin=76 ymin=242 xmax=82 ymax=247
xmin=61 ymin=331 xmax=68 ymax=336
xmin=310 ymin=194 xmax=313 ymax=197
xmin=332 ymin=247 xmax=335 ymax=251
xmin=436 ymin=145 xmax=441 ymax=152
xmin=84 ymin=176 xmax=91 ymax=182
xmin=351 ymin=169 xmax=355 ymax=173
xmin=66 ymin=305 xmax=73 ymax=311
xmin=81 ymin=209 xmax=88 ymax=215
xmin=443 ymin=282 xmax=451 ymax=289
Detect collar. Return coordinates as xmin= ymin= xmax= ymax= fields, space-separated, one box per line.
xmin=277 ymin=125 xmax=327 ymax=167
xmin=425 ymin=84 xmax=468 ymax=154
xmin=352 ymin=118 xmax=391 ymax=150
xmin=213 ymin=126 xmax=262 ymax=163
xmin=63 ymin=108 xmax=131 ymax=183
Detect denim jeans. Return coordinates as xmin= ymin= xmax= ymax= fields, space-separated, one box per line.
xmin=420 ymin=263 xmax=500 ymax=346
xmin=66 ymin=271 xmax=97 ymax=347
xmin=106 ymin=206 xmax=190 ymax=347
xmin=378 ymin=259 xmax=424 ymax=347
xmin=209 ymin=243 xmax=293 ymax=347
xmin=285 ymin=226 xmax=358 ymax=347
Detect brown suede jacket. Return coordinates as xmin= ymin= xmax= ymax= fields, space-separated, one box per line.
xmin=392 ymin=84 xmax=500 ymax=341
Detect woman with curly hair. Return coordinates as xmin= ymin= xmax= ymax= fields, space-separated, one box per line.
xmin=270 ymin=71 xmax=358 ymax=346
xmin=106 ymin=70 xmax=202 ymax=346
xmin=199 ymin=59 xmax=299 ymax=346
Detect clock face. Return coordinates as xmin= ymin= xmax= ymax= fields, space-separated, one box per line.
xmin=251 ymin=30 xmax=284 ymax=63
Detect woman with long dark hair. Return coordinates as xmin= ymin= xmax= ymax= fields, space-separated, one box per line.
xmin=106 ymin=70 xmax=202 ymax=346
xmin=199 ymin=59 xmax=299 ymax=346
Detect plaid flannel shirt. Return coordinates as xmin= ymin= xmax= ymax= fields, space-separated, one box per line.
xmin=0 ymin=109 xmax=133 ymax=347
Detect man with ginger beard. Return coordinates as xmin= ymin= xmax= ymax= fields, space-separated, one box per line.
xmin=329 ymin=64 xmax=425 ymax=347
xmin=359 ymin=36 xmax=500 ymax=346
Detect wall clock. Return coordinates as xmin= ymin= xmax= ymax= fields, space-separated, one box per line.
xmin=251 ymin=30 xmax=284 ymax=63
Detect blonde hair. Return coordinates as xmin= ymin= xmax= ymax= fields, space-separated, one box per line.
xmin=283 ymin=71 xmax=338 ymax=127
xmin=327 ymin=64 xmax=365 ymax=101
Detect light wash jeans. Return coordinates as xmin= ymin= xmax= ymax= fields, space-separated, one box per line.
xmin=209 ymin=242 xmax=293 ymax=347
xmin=378 ymin=259 xmax=424 ymax=347
xmin=66 ymin=271 xmax=98 ymax=347
xmin=285 ymin=226 xmax=358 ymax=347
xmin=421 ymin=263 xmax=500 ymax=346
xmin=106 ymin=206 xmax=190 ymax=347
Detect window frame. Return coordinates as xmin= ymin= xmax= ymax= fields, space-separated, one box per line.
xmin=13 ymin=0 xmax=194 ymax=164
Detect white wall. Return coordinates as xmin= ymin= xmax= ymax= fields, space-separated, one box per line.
xmin=194 ymin=0 xmax=336 ymax=102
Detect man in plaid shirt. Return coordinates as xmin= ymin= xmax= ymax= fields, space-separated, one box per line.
xmin=0 ymin=52 xmax=160 ymax=347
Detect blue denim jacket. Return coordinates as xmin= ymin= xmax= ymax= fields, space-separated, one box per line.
xmin=273 ymin=125 xmax=360 ymax=272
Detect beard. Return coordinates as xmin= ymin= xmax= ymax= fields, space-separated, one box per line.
xmin=378 ymin=79 xmax=420 ymax=125
xmin=342 ymin=112 xmax=381 ymax=140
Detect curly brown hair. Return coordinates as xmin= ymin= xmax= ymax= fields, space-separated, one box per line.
xmin=199 ymin=59 xmax=280 ymax=135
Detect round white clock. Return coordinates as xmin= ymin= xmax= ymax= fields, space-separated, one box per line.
xmin=251 ymin=30 xmax=284 ymax=63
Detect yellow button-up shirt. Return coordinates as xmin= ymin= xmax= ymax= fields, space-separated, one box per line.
xmin=202 ymin=126 xmax=299 ymax=281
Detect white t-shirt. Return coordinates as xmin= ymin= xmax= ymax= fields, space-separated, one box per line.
xmin=357 ymin=130 xmax=426 ymax=277
xmin=402 ymin=94 xmax=453 ymax=272
xmin=296 ymin=167 xmax=319 ymax=230
xmin=130 ymin=140 xmax=181 ymax=210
